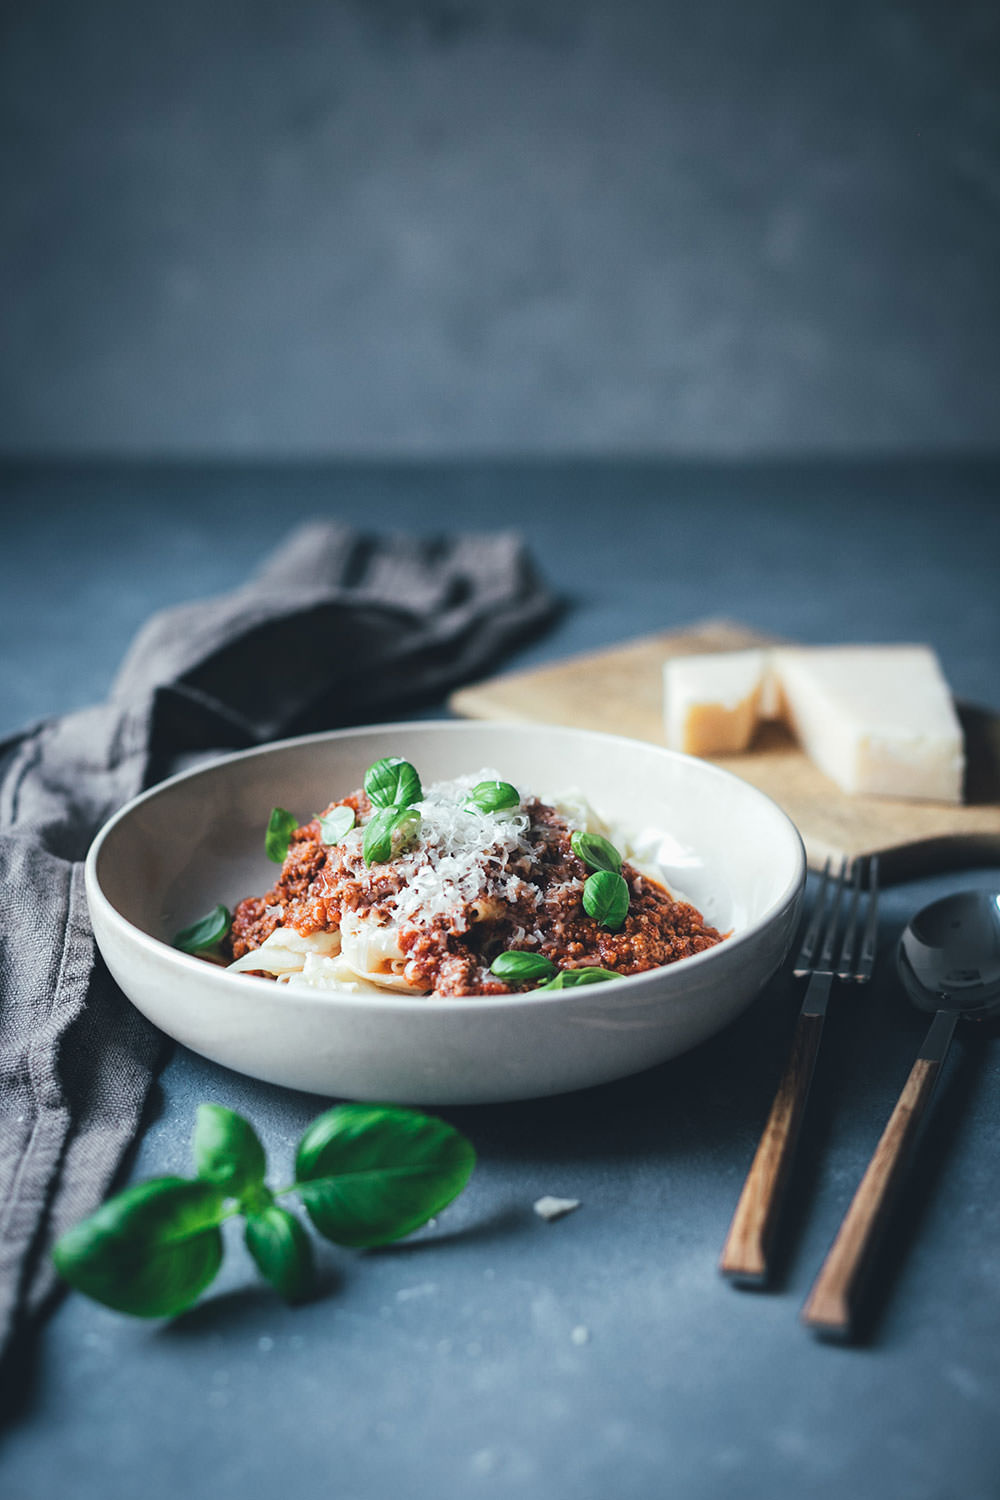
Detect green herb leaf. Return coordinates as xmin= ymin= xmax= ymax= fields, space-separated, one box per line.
xmin=294 ymin=1104 xmax=476 ymax=1248
xmin=489 ymin=950 xmax=558 ymax=983
xmin=52 ymin=1179 xmax=226 ymax=1318
xmin=534 ymin=966 xmax=623 ymax=992
xmin=570 ymin=830 xmax=622 ymax=874
xmin=192 ymin=1104 xmax=267 ymax=1198
xmin=362 ymin=805 xmax=422 ymax=866
xmin=172 ymin=904 xmax=231 ymax=954
xmin=265 ymin=806 xmax=299 ymax=863
xmin=318 ymin=805 xmax=356 ymax=845
xmin=465 ymin=780 xmax=520 ymax=814
xmin=244 ymin=1205 xmax=314 ymax=1303
xmin=364 ymin=758 xmax=423 ymax=810
xmin=582 ymin=870 xmax=629 ymax=930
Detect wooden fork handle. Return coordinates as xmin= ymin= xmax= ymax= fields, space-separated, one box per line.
xmin=801 ymin=1033 xmax=951 ymax=1338
xmin=720 ymin=1010 xmax=826 ymax=1283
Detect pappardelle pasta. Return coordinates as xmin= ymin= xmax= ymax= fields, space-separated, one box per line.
xmin=218 ymin=760 xmax=724 ymax=998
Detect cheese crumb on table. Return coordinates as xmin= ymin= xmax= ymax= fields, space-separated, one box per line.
xmin=533 ymin=1195 xmax=581 ymax=1221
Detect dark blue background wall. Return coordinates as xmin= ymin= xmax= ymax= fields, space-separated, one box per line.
xmin=3 ymin=0 xmax=998 ymax=456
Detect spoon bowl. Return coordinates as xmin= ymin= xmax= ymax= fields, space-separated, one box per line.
xmin=897 ymin=889 xmax=1000 ymax=1017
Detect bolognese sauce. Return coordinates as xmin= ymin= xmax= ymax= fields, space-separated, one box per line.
xmin=225 ymin=769 xmax=723 ymax=998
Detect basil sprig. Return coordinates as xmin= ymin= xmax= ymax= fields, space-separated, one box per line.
xmin=364 ymin=758 xmax=422 ymax=811
xmin=359 ymin=757 xmax=425 ymax=866
xmin=534 ymin=967 xmax=623 ymax=992
xmin=53 ymin=1102 xmax=475 ymax=1319
xmin=173 ymin=904 xmax=231 ymax=955
xmin=488 ymin=951 xmax=624 ymax=991
xmin=363 ymin=805 xmax=422 ymax=866
xmin=265 ymin=806 xmax=299 ymax=863
xmin=318 ymin=805 xmax=356 ymax=845
xmin=466 ymin=780 xmax=520 ymax=814
xmin=582 ymin=869 xmax=630 ymax=930
xmin=489 ymin=951 xmax=558 ymax=984
xmin=570 ymin=830 xmax=622 ymax=874
xmin=570 ymin=830 xmax=629 ymax=930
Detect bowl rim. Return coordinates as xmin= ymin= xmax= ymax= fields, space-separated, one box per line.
xmin=85 ymin=718 xmax=807 ymax=1016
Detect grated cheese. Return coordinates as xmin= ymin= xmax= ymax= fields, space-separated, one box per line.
xmin=342 ymin=769 xmax=543 ymax=931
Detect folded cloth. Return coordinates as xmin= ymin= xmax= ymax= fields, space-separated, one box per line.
xmin=0 ymin=521 xmax=556 ymax=1361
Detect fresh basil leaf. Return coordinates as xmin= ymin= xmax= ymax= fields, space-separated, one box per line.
xmin=362 ymin=805 xmax=422 ymax=867
xmin=570 ymin=830 xmax=622 ymax=875
xmin=362 ymin=806 xmax=397 ymax=865
xmin=489 ymin=950 xmax=558 ymax=983
xmin=364 ymin=758 xmax=422 ymax=810
xmin=265 ymin=806 xmax=299 ymax=863
xmin=52 ymin=1178 xmax=226 ymax=1318
xmin=172 ymin=904 xmax=231 ymax=955
xmin=465 ymin=780 xmax=520 ymax=814
xmin=294 ymin=1104 xmax=475 ymax=1248
xmin=244 ymin=1205 xmax=314 ymax=1303
xmin=192 ymin=1104 xmax=267 ymax=1197
xmin=582 ymin=870 xmax=629 ymax=931
xmin=318 ymin=805 xmax=356 ymax=845
xmin=534 ymin=966 xmax=623 ymax=992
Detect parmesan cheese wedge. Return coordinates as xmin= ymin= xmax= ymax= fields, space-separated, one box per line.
xmin=663 ymin=649 xmax=766 ymax=755
xmin=661 ymin=641 xmax=965 ymax=804
xmin=772 ymin=645 xmax=965 ymax=803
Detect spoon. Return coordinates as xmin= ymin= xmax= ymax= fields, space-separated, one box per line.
xmin=802 ymin=890 xmax=1000 ymax=1338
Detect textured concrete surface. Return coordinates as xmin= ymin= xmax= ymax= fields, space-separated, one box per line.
xmin=2 ymin=1 xmax=999 ymax=456
xmin=1 ymin=460 xmax=999 ymax=1500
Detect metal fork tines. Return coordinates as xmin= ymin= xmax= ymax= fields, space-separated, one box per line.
xmin=719 ymin=854 xmax=880 ymax=1284
xmin=794 ymin=855 xmax=880 ymax=987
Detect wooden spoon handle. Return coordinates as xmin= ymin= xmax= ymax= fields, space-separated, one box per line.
xmin=801 ymin=1016 xmax=954 ymax=1338
xmin=720 ymin=1010 xmax=826 ymax=1283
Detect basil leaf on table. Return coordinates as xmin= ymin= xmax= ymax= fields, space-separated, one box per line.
xmin=465 ymin=780 xmax=520 ymax=814
xmin=363 ymin=805 xmax=422 ymax=866
xmin=172 ymin=904 xmax=231 ymax=954
xmin=244 ymin=1205 xmax=315 ymax=1303
xmin=582 ymin=870 xmax=629 ymax=930
xmin=192 ymin=1104 xmax=267 ymax=1198
xmin=534 ymin=966 xmax=623 ymax=992
xmin=489 ymin=950 xmax=558 ymax=983
xmin=294 ymin=1104 xmax=476 ymax=1248
xmin=52 ymin=1179 xmax=226 ymax=1318
xmin=317 ymin=806 xmax=356 ymax=845
xmin=53 ymin=1103 xmax=477 ymax=1319
xmin=265 ymin=806 xmax=299 ymax=864
xmin=364 ymin=758 xmax=423 ymax=811
xmin=570 ymin=830 xmax=622 ymax=875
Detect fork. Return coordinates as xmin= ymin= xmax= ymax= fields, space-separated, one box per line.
xmin=719 ymin=854 xmax=880 ymax=1284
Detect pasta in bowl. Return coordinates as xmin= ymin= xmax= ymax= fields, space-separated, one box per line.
xmin=85 ymin=721 xmax=805 ymax=1103
xmin=220 ymin=763 xmax=725 ymax=999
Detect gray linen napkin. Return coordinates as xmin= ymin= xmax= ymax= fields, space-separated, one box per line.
xmin=0 ymin=521 xmax=556 ymax=1360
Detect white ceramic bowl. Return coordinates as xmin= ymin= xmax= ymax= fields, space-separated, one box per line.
xmin=85 ymin=721 xmax=805 ymax=1104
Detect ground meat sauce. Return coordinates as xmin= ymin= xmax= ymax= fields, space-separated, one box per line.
xmin=226 ymin=786 xmax=723 ymax=996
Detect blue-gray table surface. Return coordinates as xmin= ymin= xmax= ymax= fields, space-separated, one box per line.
xmin=2 ymin=460 xmax=999 ymax=1500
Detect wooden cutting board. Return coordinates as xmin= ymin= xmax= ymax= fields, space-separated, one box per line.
xmin=450 ymin=620 xmax=1000 ymax=882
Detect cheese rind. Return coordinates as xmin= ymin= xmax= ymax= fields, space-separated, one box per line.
xmin=663 ymin=650 xmax=765 ymax=755
xmin=772 ymin=645 xmax=964 ymax=803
